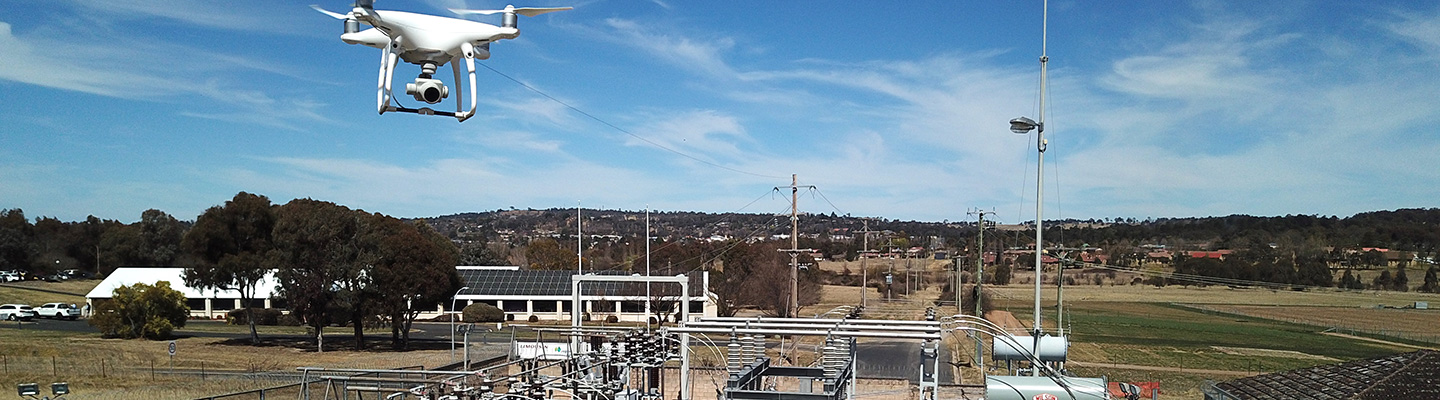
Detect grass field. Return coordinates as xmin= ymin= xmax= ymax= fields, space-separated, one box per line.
xmin=0 ymin=280 xmax=93 ymax=306
xmin=6 ymin=276 xmax=1436 ymax=399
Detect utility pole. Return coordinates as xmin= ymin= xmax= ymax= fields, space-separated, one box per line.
xmin=967 ymin=208 xmax=996 ymax=317
xmin=776 ymin=174 xmax=815 ymax=318
xmin=968 ymin=208 xmax=995 ymax=375
xmin=859 ymin=219 xmax=878 ymax=308
xmin=577 ymin=202 xmax=583 ymax=275
xmin=645 ymin=206 xmax=651 ymax=324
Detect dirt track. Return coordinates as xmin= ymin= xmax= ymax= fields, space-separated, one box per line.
xmin=1067 ymin=361 xmax=1259 ymax=377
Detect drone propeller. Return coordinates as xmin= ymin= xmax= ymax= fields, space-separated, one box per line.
xmin=311 ymin=4 xmax=350 ymax=19
xmin=450 ymin=5 xmax=573 ymax=17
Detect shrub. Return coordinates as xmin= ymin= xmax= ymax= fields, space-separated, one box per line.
xmin=90 ymin=281 xmax=189 ymax=339
xmin=527 ymin=315 xmax=539 ymax=323
xmin=605 ymin=315 xmax=619 ymax=323
xmin=463 ymin=303 xmax=504 ymax=323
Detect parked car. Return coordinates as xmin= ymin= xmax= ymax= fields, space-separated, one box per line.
xmin=0 ymin=304 xmax=36 ymax=321
xmin=36 ymin=303 xmax=80 ymax=320
xmin=59 ymin=269 xmax=93 ymax=280
xmin=0 ymin=271 xmax=20 ymax=282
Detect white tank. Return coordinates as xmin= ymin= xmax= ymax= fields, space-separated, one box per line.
xmin=992 ymin=335 xmax=1068 ymax=362
xmin=986 ymin=376 xmax=1109 ymax=400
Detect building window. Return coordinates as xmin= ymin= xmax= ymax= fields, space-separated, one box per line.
xmin=533 ymin=301 xmax=557 ymax=313
xmin=620 ymin=301 xmax=644 ymax=313
xmin=186 ymin=298 xmax=207 ymax=310
xmin=502 ymin=300 xmax=526 ymax=312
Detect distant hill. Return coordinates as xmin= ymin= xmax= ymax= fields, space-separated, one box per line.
xmin=420 ymin=208 xmax=1440 ymax=255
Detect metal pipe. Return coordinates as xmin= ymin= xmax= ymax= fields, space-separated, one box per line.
xmin=667 ymin=327 xmax=941 ymax=340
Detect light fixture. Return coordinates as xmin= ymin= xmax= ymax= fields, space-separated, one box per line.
xmin=1009 ymin=116 xmax=1040 ymax=134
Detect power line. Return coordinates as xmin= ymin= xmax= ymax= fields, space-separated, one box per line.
xmin=476 ymin=62 xmax=787 ymax=180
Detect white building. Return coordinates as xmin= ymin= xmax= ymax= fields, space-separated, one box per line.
xmin=85 ymin=267 xmax=281 ymax=319
xmin=86 ymin=266 xmax=717 ymax=322
xmin=437 ymin=266 xmax=718 ymax=322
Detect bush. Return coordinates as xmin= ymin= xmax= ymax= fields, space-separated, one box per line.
xmin=227 ymin=308 xmax=283 ymax=326
xmin=605 ymin=315 xmax=619 ymax=323
xmin=463 ymin=303 xmax=504 ymax=323
xmin=527 ymin=315 xmax=539 ymax=323
xmin=90 ymin=281 xmax=189 ymax=339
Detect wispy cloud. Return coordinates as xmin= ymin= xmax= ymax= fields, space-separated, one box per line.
xmin=602 ymin=18 xmax=738 ymax=79
xmin=0 ymin=19 xmax=334 ymax=130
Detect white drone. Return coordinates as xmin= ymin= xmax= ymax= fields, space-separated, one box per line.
xmin=313 ymin=0 xmax=571 ymax=122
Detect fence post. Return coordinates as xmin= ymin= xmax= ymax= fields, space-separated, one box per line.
xmin=201 ymin=361 xmax=206 ymax=381
xmin=52 ymin=355 xmax=56 ymax=376
xmin=151 ymin=359 xmax=155 ymax=380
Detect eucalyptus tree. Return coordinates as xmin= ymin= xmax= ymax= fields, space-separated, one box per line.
xmin=182 ymin=192 xmax=276 ymax=344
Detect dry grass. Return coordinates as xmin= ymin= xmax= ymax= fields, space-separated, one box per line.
xmin=0 ymin=327 xmax=464 ymax=400
xmin=987 ymin=282 xmax=1440 ymax=308
xmin=0 ymin=280 xmax=94 ymax=305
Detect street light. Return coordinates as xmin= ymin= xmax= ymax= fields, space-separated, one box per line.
xmin=1009 ymin=116 xmax=1040 ymax=134
xmin=1010 ymin=0 xmax=1050 ymax=378
xmin=450 ymin=286 xmax=470 ymax=359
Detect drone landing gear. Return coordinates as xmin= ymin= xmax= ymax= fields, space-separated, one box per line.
xmin=375 ymin=40 xmax=479 ymax=122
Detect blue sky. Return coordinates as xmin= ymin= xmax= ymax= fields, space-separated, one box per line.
xmin=2 ymin=1 xmax=1438 ymax=224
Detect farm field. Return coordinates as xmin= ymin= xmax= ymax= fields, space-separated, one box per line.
xmin=1185 ymin=304 xmax=1440 ymax=345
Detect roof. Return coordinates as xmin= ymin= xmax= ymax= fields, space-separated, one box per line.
xmin=456 ymin=268 xmax=707 ymax=298
xmin=86 ymin=267 xmax=280 ymax=300
xmin=1212 ymin=350 xmax=1440 ymax=399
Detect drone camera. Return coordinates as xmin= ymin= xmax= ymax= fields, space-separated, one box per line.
xmin=406 ymin=78 xmax=449 ymax=104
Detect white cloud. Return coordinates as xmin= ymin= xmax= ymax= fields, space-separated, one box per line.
xmin=625 ymin=110 xmax=752 ymax=161
xmin=602 ymin=18 xmax=739 ymax=79
xmin=0 ymin=19 xmax=334 ymax=130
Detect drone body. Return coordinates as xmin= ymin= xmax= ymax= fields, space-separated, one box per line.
xmin=314 ymin=2 xmax=570 ymax=122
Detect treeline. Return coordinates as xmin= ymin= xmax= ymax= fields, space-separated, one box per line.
xmin=3 ymin=193 xmax=461 ymax=349
xmin=181 ymin=193 xmax=461 ymax=349
xmin=1055 ymin=209 xmax=1440 ymax=254
xmin=0 ymin=208 xmax=188 ymax=275
xmin=1155 ymin=248 xmax=1440 ymax=293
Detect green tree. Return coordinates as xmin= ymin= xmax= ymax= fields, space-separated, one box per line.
xmin=1372 ymin=269 xmax=1393 ymax=290
xmin=1295 ymin=255 xmax=1333 ymax=287
xmin=364 ymin=216 xmax=461 ymax=349
xmin=98 ymin=209 xmax=188 ymax=272
xmin=1419 ymin=266 xmax=1439 ymax=293
xmin=1391 ymin=265 xmax=1409 ymax=292
xmin=182 ymin=192 xmax=276 ymax=345
xmin=272 ymin=199 xmax=365 ymax=352
xmin=1339 ymin=269 xmax=1363 ymax=290
xmin=89 ymin=281 xmax=189 ymax=339
xmin=138 ymin=209 xmax=186 ymax=265
xmin=992 ymin=261 xmax=1013 ymax=286
xmin=0 ymin=209 xmax=33 ymax=272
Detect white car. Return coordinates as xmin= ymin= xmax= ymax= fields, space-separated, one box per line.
xmin=36 ymin=303 xmax=80 ymax=320
xmin=0 ymin=304 xmax=36 ymax=321
xmin=0 ymin=271 xmax=20 ymax=282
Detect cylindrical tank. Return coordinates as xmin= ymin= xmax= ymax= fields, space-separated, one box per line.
xmin=986 ymin=376 xmax=1109 ymax=400
xmin=992 ymin=335 xmax=1068 ymax=362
